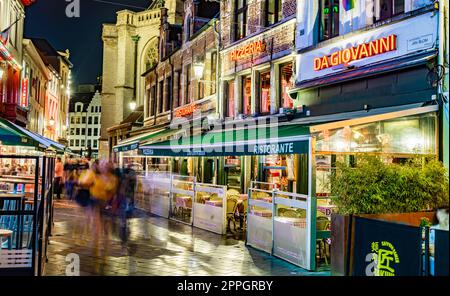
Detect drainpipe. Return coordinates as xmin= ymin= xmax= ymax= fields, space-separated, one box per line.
xmin=213 ymin=19 xmax=221 ymax=121
xmin=437 ymin=0 xmax=449 ymax=169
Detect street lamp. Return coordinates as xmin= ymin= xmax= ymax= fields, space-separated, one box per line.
xmin=49 ymin=117 xmax=55 ymax=126
xmin=0 ymin=68 xmax=3 ymax=78
xmin=129 ymin=101 xmax=137 ymax=111
xmin=193 ymin=62 xmax=205 ymax=80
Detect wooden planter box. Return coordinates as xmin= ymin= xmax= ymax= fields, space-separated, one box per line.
xmin=331 ymin=211 xmax=436 ymax=276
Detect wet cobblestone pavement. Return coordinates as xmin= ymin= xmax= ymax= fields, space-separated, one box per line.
xmin=45 ymin=200 xmax=330 ymax=276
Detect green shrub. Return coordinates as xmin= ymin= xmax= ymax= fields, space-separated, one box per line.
xmin=330 ymin=155 xmax=449 ymax=215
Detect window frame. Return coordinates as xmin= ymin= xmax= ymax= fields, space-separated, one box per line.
xmin=265 ymin=0 xmax=283 ymax=27
xmin=185 ymin=65 xmax=191 ymax=105
xmin=259 ymin=69 xmax=271 ymax=115
xmin=234 ymin=0 xmax=248 ymax=41
xmin=319 ymin=0 xmax=340 ymax=42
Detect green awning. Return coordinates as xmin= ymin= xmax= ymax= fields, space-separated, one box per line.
xmin=0 ymin=122 xmax=36 ymax=147
xmin=113 ymin=128 xmax=181 ymax=153
xmin=139 ymin=124 xmax=311 ymax=157
xmin=0 ymin=118 xmax=45 ymax=148
xmin=33 ymin=133 xmax=66 ymax=153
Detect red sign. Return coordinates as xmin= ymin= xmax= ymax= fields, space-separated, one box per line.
xmin=21 ymin=0 xmax=36 ymax=7
xmin=314 ymin=35 xmax=397 ymax=71
xmin=175 ymin=104 xmax=198 ymax=117
xmin=21 ymin=78 xmax=29 ymax=107
xmin=230 ymin=40 xmax=266 ymax=61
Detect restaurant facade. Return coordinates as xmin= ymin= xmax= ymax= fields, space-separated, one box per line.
xmin=288 ymin=0 xmax=442 ymax=190
xmin=111 ymin=0 xmax=447 ymax=271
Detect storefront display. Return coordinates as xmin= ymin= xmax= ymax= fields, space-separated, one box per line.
xmin=261 ymin=154 xmax=297 ymax=192
xmin=313 ymin=111 xmax=437 ymax=156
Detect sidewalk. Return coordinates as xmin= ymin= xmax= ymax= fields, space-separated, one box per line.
xmin=45 ymin=200 xmax=330 ymax=276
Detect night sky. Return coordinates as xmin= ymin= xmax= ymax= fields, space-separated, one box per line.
xmin=24 ymin=0 xmax=151 ymax=87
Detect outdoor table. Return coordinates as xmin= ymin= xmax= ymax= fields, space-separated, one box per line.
xmin=238 ymin=194 xmax=247 ymax=201
xmin=0 ymin=193 xmax=26 ymax=199
xmin=197 ymin=194 xmax=211 ymax=204
xmin=258 ymin=196 xmax=272 ymax=203
xmin=251 ymin=209 xmax=273 ymax=217
xmin=176 ymin=196 xmax=192 ymax=208
xmin=0 ymin=178 xmax=37 ymax=185
xmin=205 ymin=200 xmax=223 ymax=207
xmin=274 ymin=216 xmax=307 ymax=228
xmin=0 ymin=229 xmax=13 ymax=250
xmin=0 ymin=175 xmax=36 ymax=180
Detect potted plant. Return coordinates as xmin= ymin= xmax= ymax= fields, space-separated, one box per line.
xmin=329 ymin=155 xmax=449 ymax=275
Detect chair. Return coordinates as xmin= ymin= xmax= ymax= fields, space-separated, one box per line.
xmin=279 ymin=208 xmax=299 ymax=218
xmin=226 ymin=198 xmax=238 ymax=231
xmin=241 ymin=200 xmax=248 ymax=230
xmin=0 ymin=229 xmax=13 ymax=250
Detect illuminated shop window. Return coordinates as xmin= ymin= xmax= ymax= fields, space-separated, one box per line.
xmin=242 ymin=75 xmax=252 ymax=115
xmin=260 ymin=70 xmax=271 ymax=114
xmin=314 ymin=112 xmax=437 ymax=155
xmin=227 ymin=79 xmax=235 ymax=118
xmin=279 ymin=63 xmax=294 ymax=109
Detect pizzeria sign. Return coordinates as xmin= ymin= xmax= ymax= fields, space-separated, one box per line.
xmin=230 ymin=40 xmax=267 ymax=61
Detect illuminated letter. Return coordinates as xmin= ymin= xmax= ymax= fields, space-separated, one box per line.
xmin=342 ymin=48 xmax=352 ymax=64
xmin=379 ymin=36 xmax=390 ymax=53
xmin=390 ymin=35 xmax=397 ymax=51
xmin=359 ymin=43 xmax=369 ymax=59
xmin=321 ymin=56 xmax=330 ymax=69
xmin=369 ymin=39 xmax=379 ymax=56
xmin=330 ymin=51 xmax=340 ymax=66
xmin=351 ymin=45 xmax=360 ymax=61
xmin=314 ymin=57 xmax=322 ymax=71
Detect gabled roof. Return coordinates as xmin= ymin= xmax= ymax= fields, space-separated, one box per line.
xmin=69 ymin=92 xmax=95 ymax=113
xmin=30 ymin=38 xmax=60 ymax=71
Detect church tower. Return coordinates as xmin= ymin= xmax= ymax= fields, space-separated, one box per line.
xmin=99 ymin=0 xmax=184 ymax=159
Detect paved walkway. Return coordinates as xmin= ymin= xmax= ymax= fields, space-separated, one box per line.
xmin=45 ymin=200 xmax=330 ymax=276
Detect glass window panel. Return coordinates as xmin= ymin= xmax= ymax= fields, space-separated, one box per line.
xmin=227 ymin=80 xmax=235 ymax=117
xmin=260 ymin=71 xmax=271 ymax=114
xmin=242 ymin=76 xmax=252 ymax=115
xmin=280 ymin=63 xmax=294 ymax=109
xmin=314 ymin=112 xmax=437 ymax=155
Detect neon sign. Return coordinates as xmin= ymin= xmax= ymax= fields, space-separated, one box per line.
xmin=230 ymin=40 xmax=266 ymax=61
xmin=21 ymin=78 xmax=29 ymax=107
xmin=314 ymin=35 xmax=397 ymax=71
xmin=175 ymin=104 xmax=198 ymax=117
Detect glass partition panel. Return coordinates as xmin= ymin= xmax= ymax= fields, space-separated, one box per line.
xmin=193 ymin=183 xmax=227 ymax=234
xmin=247 ymin=186 xmax=274 ymax=254
xmin=170 ymin=175 xmax=195 ymax=224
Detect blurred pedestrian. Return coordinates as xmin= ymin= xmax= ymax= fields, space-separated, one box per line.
xmin=54 ymin=157 xmax=64 ymax=200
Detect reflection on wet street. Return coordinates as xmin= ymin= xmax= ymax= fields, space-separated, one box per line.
xmin=45 ymin=200 xmax=330 ymax=276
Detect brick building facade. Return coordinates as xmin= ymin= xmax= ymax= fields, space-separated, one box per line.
xmin=218 ymin=0 xmax=297 ymax=120
xmin=141 ymin=0 xmax=220 ymax=131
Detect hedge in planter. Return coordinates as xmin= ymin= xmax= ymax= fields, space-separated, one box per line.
xmin=330 ymin=155 xmax=449 ymax=215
